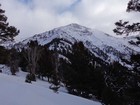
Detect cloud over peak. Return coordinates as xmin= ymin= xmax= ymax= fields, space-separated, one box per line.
xmin=1 ymin=0 xmax=139 ymax=40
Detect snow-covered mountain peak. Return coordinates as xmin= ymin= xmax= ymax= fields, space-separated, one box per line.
xmin=21 ymin=23 xmax=113 ymax=45
xmin=60 ymin=23 xmax=106 ymax=37
xmin=15 ymin=23 xmax=140 ymax=65
xmin=63 ymin=23 xmax=90 ymax=30
xmin=65 ymin=23 xmax=85 ymax=29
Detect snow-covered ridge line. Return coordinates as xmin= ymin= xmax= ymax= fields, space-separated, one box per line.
xmin=15 ymin=23 xmax=140 ymax=63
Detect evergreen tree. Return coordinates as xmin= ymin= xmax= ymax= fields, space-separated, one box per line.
xmin=113 ymin=1 xmax=140 ymax=104
xmin=127 ymin=0 xmax=140 ymax=12
xmin=104 ymin=62 xmax=130 ymax=104
xmin=49 ymin=41 xmax=60 ymax=92
xmin=0 ymin=4 xmax=19 ymax=41
xmin=61 ymin=41 xmax=106 ymax=99
xmin=8 ymin=48 xmax=19 ymax=75
xmin=0 ymin=46 xmax=9 ymax=64
xmin=38 ymin=45 xmax=54 ymax=82
xmin=131 ymin=54 xmax=140 ymax=74
xmin=113 ymin=0 xmax=140 ymax=36
xmin=0 ymin=4 xmax=19 ymax=75
xmin=103 ymin=61 xmax=140 ymax=105
xmin=19 ymin=48 xmax=28 ymax=72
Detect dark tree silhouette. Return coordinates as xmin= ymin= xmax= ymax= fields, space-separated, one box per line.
xmin=8 ymin=48 xmax=19 ymax=75
xmin=61 ymin=41 xmax=106 ymax=99
xmin=127 ymin=0 xmax=140 ymax=12
xmin=24 ymin=40 xmax=42 ymax=82
xmin=0 ymin=4 xmax=19 ymax=41
xmin=113 ymin=0 xmax=140 ymax=36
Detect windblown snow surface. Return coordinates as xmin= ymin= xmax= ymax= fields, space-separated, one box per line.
xmin=0 ymin=72 xmax=101 ymax=105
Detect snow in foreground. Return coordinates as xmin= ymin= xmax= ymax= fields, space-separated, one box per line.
xmin=0 ymin=73 xmax=101 ymax=105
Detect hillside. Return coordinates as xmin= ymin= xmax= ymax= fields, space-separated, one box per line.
xmin=0 ymin=72 xmax=101 ymax=105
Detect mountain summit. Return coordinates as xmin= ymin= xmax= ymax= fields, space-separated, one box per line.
xmin=16 ymin=23 xmax=140 ymax=65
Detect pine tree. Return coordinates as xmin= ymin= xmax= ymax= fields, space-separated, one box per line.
xmin=38 ymin=45 xmax=54 ymax=82
xmin=19 ymin=48 xmax=28 ymax=72
xmin=113 ymin=0 xmax=140 ymax=36
xmin=131 ymin=54 xmax=140 ymax=74
xmin=0 ymin=4 xmax=19 ymax=41
xmin=8 ymin=48 xmax=19 ymax=75
xmin=49 ymin=41 xmax=60 ymax=92
xmin=127 ymin=0 xmax=140 ymax=12
xmin=0 ymin=46 xmax=9 ymax=64
xmin=113 ymin=1 xmax=140 ymax=104
xmin=61 ymin=41 xmax=106 ymax=99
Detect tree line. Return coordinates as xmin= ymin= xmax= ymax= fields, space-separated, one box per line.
xmin=0 ymin=40 xmax=140 ymax=105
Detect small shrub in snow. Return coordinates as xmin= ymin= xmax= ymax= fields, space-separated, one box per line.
xmin=25 ymin=74 xmax=32 ymax=83
xmin=25 ymin=73 xmax=36 ymax=83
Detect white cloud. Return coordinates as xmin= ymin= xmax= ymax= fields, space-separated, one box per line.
xmin=71 ymin=0 xmax=131 ymax=35
xmin=1 ymin=0 xmax=140 ymax=40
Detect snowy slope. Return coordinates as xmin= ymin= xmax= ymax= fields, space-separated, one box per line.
xmin=0 ymin=73 xmax=101 ymax=105
xmin=15 ymin=23 xmax=140 ymax=63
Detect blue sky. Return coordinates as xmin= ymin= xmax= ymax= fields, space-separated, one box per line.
xmin=1 ymin=0 xmax=139 ymax=40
